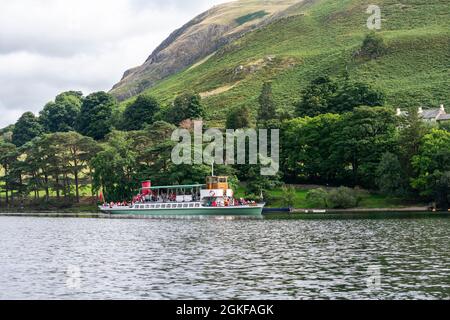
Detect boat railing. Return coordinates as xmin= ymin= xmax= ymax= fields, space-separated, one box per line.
xmin=131 ymin=202 xmax=203 ymax=209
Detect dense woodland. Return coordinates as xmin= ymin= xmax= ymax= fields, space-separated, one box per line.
xmin=1 ymin=34 xmax=449 ymax=209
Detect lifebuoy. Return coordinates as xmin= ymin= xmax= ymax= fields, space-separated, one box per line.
xmin=209 ymin=190 xmax=216 ymax=197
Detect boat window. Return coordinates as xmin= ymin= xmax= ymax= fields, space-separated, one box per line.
xmin=172 ymin=204 xmax=177 ymax=208
xmin=183 ymin=204 xmax=188 ymax=208
xmin=150 ymin=205 xmax=155 ymax=209
xmin=156 ymin=205 xmax=160 ymax=209
xmin=195 ymin=203 xmax=200 ymax=208
xmin=140 ymin=205 xmax=145 ymax=209
xmin=161 ymin=204 xmax=166 ymax=209
xmin=219 ymin=177 xmax=227 ymax=183
xmin=134 ymin=205 xmax=138 ymax=209
xmin=207 ymin=177 xmax=218 ymax=184
xmin=178 ymin=204 xmax=182 ymax=208
xmin=145 ymin=205 xmax=149 ymax=209
xmin=189 ymin=203 xmax=194 ymax=208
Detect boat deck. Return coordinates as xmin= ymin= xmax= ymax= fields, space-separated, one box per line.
xmin=99 ymin=201 xmax=264 ymax=216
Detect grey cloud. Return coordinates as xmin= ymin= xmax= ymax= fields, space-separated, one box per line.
xmin=130 ymin=0 xmax=227 ymax=11
xmin=0 ymin=0 xmax=229 ymax=128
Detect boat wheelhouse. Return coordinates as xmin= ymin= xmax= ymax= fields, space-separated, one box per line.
xmin=99 ymin=176 xmax=264 ymax=217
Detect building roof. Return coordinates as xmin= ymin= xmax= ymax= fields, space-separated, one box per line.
xmin=396 ymin=105 xmax=447 ymax=121
xmin=437 ymin=114 xmax=450 ymax=121
xmin=421 ymin=108 xmax=441 ymax=119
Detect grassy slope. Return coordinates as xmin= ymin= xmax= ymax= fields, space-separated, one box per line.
xmin=111 ymin=0 xmax=299 ymax=98
xmin=122 ymin=0 xmax=449 ymax=126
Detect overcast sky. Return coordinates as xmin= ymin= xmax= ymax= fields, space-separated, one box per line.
xmin=0 ymin=0 xmax=229 ymax=128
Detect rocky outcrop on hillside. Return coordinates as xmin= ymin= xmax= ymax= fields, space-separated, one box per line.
xmin=110 ymin=0 xmax=302 ymax=101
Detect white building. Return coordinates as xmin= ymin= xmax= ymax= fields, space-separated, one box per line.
xmin=396 ymin=104 xmax=450 ymax=123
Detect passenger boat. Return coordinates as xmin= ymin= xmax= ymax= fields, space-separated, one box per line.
xmin=99 ymin=176 xmax=264 ymax=217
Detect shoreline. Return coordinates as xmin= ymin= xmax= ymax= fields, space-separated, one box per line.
xmin=0 ymin=208 xmax=448 ymax=220
xmin=290 ymin=207 xmax=432 ymax=213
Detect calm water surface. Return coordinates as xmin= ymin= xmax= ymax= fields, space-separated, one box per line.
xmin=0 ymin=216 xmax=449 ymax=299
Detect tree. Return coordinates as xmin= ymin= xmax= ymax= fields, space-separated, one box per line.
xmin=0 ymin=124 xmax=14 ymax=142
xmin=295 ymin=76 xmax=385 ymax=117
xmin=19 ymin=150 xmax=39 ymax=201
xmin=246 ymin=160 xmax=282 ymax=202
xmin=281 ymin=114 xmax=344 ymax=183
xmin=281 ymin=185 xmax=296 ymax=208
xmin=439 ymin=121 xmax=450 ymax=132
xmin=330 ymin=81 xmax=385 ymax=113
xmin=0 ymin=142 xmax=18 ymax=205
xmin=77 ymin=92 xmax=116 ymax=140
xmin=55 ymin=132 xmax=99 ymax=202
xmin=226 ymin=106 xmax=251 ymax=129
xmin=20 ymin=137 xmax=51 ymax=201
xmin=121 ymin=95 xmax=160 ymax=131
xmin=14 ymin=132 xmax=99 ymax=204
xmin=133 ymin=121 xmax=177 ymax=185
xmin=295 ymin=76 xmax=338 ymax=117
xmin=376 ymin=152 xmax=408 ymax=196
xmin=165 ymin=93 xmax=205 ymax=125
xmin=90 ymin=124 xmax=183 ymax=202
xmin=2 ymin=146 xmax=25 ymax=204
xmin=12 ymin=112 xmax=44 ymax=147
xmin=411 ymin=129 xmax=450 ymax=210
xmin=359 ymin=32 xmax=388 ymax=59
xmin=326 ymin=187 xmax=358 ymax=209
xmin=331 ymin=107 xmax=398 ymax=187
xmin=91 ymin=131 xmax=138 ymax=202
xmin=39 ymin=91 xmax=82 ymax=133
xmin=257 ymin=82 xmax=277 ymax=124
xmin=306 ymin=188 xmax=328 ymax=208
xmin=397 ymin=108 xmax=428 ymax=179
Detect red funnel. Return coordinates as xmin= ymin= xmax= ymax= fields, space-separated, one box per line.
xmin=141 ymin=181 xmax=151 ymax=195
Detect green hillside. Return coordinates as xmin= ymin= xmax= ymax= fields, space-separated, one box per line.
xmin=123 ymin=0 xmax=450 ymax=126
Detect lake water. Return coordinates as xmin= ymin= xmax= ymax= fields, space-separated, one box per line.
xmin=0 ymin=215 xmax=449 ymax=300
